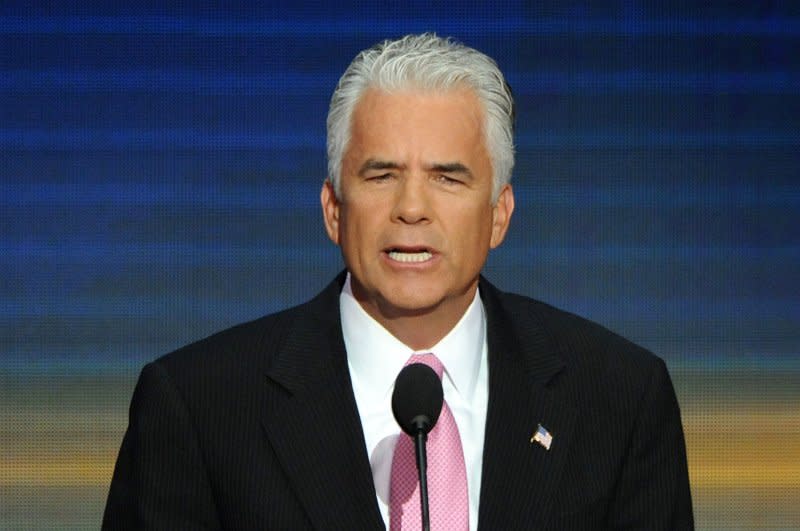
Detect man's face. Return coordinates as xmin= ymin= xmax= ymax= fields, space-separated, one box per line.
xmin=322 ymin=87 xmax=514 ymax=330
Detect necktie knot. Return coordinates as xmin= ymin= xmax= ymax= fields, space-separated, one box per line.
xmin=406 ymin=353 xmax=444 ymax=380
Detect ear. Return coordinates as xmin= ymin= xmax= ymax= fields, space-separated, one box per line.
xmin=490 ymin=184 xmax=515 ymax=249
xmin=320 ymin=179 xmax=341 ymax=245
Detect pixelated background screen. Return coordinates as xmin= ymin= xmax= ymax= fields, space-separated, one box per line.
xmin=1 ymin=2 xmax=798 ymax=528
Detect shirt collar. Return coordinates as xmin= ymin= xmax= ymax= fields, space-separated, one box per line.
xmin=340 ymin=273 xmax=485 ymax=404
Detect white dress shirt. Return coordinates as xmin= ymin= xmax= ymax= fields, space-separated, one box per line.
xmin=340 ymin=274 xmax=488 ymax=531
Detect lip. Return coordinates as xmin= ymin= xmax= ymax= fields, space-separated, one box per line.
xmin=381 ymin=245 xmax=439 ymax=267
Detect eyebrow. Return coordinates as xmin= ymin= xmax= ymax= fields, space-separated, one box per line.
xmin=427 ymin=162 xmax=473 ymax=180
xmin=357 ymin=159 xmax=405 ymax=176
xmin=357 ymin=159 xmax=474 ymax=179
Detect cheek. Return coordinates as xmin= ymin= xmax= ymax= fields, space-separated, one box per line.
xmin=446 ymin=204 xmax=494 ymax=248
xmin=339 ymin=207 xmax=374 ymax=251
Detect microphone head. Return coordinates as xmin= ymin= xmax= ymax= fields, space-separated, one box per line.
xmin=391 ymin=363 xmax=444 ymax=436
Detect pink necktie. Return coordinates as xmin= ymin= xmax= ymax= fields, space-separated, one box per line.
xmin=389 ymin=354 xmax=469 ymax=530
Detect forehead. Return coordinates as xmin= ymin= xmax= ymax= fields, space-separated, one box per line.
xmin=346 ymin=87 xmax=487 ymax=161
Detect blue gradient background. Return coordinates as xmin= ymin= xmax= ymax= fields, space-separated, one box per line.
xmin=1 ymin=2 xmax=798 ymax=529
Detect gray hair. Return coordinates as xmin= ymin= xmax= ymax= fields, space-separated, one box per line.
xmin=326 ymin=33 xmax=515 ymax=202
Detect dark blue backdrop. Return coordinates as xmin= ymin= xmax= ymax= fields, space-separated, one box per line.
xmin=1 ymin=2 xmax=798 ymax=528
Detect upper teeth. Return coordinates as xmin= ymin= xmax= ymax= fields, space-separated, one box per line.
xmin=388 ymin=251 xmax=432 ymax=263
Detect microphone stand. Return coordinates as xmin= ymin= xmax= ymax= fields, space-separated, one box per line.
xmin=413 ymin=420 xmax=431 ymax=531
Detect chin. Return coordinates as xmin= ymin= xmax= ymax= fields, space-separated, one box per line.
xmin=379 ymin=290 xmax=450 ymax=316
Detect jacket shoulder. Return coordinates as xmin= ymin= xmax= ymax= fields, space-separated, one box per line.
xmin=485 ymin=283 xmax=667 ymax=387
xmin=159 ymin=303 xmax=293 ymax=368
xmin=151 ymin=278 xmax=339 ymax=388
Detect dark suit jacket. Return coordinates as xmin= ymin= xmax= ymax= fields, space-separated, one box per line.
xmin=103 ymin=273 xmax=693 ymax=530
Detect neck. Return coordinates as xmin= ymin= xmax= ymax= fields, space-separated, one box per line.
xmin=352 ymin=284 xmax=477 ymax=351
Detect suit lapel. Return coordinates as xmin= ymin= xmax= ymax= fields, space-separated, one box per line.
xmin=477 ymin=279 xmax=578 ymax=530
xmin=260 ymin=275 xmax=384 ymax=530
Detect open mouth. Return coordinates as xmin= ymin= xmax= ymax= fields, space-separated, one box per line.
xmin=386 ymin=248 xmax=433 ymax=263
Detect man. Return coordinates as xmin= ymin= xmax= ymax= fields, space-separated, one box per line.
xmin=104 ymin=34 xmax=693 ymax=529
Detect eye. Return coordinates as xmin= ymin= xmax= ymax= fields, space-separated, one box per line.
xmin=434 ymin=174 xmax=462 ymax=185
xmin=367 ymin=173 xmax=393 ymax=182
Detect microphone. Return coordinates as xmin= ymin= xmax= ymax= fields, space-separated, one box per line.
xmin=391 ymin=363 xmax=444 ymax=531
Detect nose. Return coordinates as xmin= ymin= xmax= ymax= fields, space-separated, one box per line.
xmin=391 ymin=176 xmax=430 ymax=224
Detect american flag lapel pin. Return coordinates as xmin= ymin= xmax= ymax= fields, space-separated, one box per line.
xmin=530 ymin=423 xmax=553 ymax=451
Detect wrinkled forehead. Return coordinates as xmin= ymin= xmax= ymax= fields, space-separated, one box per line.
xmin=340 ymin=88 xmax=493 ymax=189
